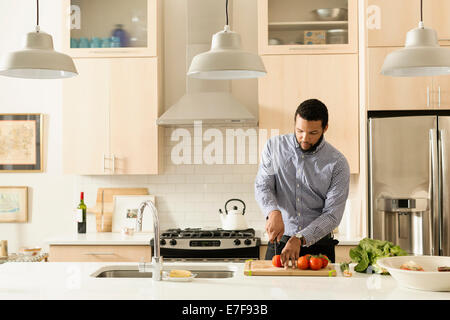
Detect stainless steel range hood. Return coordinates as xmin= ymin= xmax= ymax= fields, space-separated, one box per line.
xmin=157 ymin=0 xmax=257 ymax=127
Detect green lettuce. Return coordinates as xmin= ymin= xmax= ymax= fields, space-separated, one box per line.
xmin=349 ymin=238 xmax=407 ymax=274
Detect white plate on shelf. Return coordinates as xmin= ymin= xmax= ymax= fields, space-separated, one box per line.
xmin=162 ymin=271 xmax=197 ymax=282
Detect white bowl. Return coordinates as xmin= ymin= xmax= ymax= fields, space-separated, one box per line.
xmin=377 ymin=255 xmax=450 ymax=291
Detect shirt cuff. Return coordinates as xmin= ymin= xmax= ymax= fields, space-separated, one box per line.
xmin=264 ymin=206 xmax=280 ymax=220
xmin=297 ymin=229 xmax=316 ymax=247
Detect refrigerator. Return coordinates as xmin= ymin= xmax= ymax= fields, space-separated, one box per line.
xmin=368 ymin=111 xmax=450 ymax=256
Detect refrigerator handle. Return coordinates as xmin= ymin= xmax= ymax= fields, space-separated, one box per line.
xmin=430 ymin=129 xmax=439 ymax=255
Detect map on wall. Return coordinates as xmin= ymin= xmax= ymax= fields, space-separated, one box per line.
xmin=0 ymin=120 xmax=36 ymax=165
xmin=0 ymin=114 xmax=42 ymax=172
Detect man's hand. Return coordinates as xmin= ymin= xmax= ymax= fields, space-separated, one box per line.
xmin=280 ymin=236 xmax=301 ymax=268
xmin=265 ymin=210 xmax=284 ymax=243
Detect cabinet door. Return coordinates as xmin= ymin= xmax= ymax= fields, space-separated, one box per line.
xmin=425 ymin=0 xmax=450 ymax=44
xmin=49 ymin=245 xmax=151 ymax=262
xmin=62 ymin=0 xmax=159 ymax=58
xmin=367 ymin=0 xmax=420 ymax=47
xmin=258 ymin=54 xmax=359 ymax=173
xmin=258 ymin=0 xmax=358 ymax=55
xmin=109 ymin=58 xmax=160 ymax=174
xmin=63 ymin=59 xmax=110 ymax=174
xmin=368 ymin=47 xmax=433 ymax=110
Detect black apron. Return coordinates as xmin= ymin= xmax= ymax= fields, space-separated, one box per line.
xmin=265 ymin=234 xmax=339 ymax=263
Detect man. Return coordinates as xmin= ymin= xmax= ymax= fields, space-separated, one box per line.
xmin=255 ymin=99 xmax=350 ymax=268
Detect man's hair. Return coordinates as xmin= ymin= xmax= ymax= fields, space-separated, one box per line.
xmin=294 ymin=99 xmax=328 ymax=129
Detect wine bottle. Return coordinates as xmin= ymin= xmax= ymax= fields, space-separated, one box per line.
xmin=76 ymin=192 xmax=87 ymax=234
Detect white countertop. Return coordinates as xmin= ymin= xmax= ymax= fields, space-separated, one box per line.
xmin=46 ymin=232 xmax=154 ymax=245
xmin=0 ymin=261 xmax=449 ymax=300
xmin=46 ymin=231 xmax=362 ymax=246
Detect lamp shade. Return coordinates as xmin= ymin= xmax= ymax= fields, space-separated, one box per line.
xmin=187 ymin=25 xmax=266 ymax=80
xmin=381 ymin=22 xmax=450 ymax=77
xmin=0 ymin=31 xmax=78 ymax=79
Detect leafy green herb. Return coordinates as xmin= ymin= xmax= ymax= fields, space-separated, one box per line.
xmin=349 ymin=238 xmax=407 ymax=274
xmin=340 ymin=261 xmax=350 ymax=272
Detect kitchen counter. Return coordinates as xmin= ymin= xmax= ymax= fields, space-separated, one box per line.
xmin=46 ymin=231 xmax=361 ymax=246
xmin=0 ymin=261 xmax=449 ymax=300
xmin=46 ymin=232 xmax=154 ymax=245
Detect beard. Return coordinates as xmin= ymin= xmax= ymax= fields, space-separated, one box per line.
xmin=299 ymin=134 xmax=324 ymax=153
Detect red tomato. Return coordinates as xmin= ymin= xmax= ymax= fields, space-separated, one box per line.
xmin=309 ymin=256 xmax=323 ymax=270
xmin=297 ymin=256 xmax=309 ymax=270
xmin=319 ymin=254 xmax=329 ymax=268
xmin=272 ymin=255 xmax=282 ymax=268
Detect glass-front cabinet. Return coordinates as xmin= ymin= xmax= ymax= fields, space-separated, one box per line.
xmin=62 ymin=0 xmax=159 ymax=57
xmin=258 ymin=0 xmax=358 ymax=54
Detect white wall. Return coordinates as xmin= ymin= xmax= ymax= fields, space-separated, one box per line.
xmin=0 ymin=0 xmax=363 ymax=253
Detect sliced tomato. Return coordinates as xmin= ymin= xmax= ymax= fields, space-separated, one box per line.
xmin=272 ymin=254 xmax=282 ymax=268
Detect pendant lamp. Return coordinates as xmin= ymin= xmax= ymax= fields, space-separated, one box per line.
xmin=187 ymin=0 xmax=266 ymax=80
xmin=381 ymin=0 xmax=450 ymax=77
xmin=0 ymin=0 xmax=78 ymax=79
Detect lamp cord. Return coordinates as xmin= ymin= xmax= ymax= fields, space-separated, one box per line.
xmin=420 ymin=0 xmax=423 ymax=22
xmin=226 ymin=0 xmax=229 ymax=26
xmin=36 ymin=0 xmax=40 ymax=32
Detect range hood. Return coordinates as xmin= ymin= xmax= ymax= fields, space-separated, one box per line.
xmin=157 ymin=92 xmax=257 ymax=126
xmin=157 ymin=0 xmax=257 ymax=127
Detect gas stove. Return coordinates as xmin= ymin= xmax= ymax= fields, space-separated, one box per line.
xmin=150 ymin=228 xmax=261 ymax=261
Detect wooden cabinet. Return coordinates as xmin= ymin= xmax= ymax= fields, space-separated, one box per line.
xmin=62 ymin=0 xmax=160 ymax=58
xmin=49 ymin=245 xmax=151 ymax=262
xmin=63 ymin=57 xmax=162 ymax=174
xmin=62 ymin=0 xmax=163 ymax=175
xmin=367 ymin=0 xmax=450 ymax=47
xmin=368 ymin=47 xmax=450 ymax=110
xmin=258 ymin=0 xmax=358 ymax=55
xmin=258 ymin=54 xmax=359 ymax=173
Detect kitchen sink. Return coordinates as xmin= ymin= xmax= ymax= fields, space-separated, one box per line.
xmin=91 ymin=265 xmax=236 ymax=279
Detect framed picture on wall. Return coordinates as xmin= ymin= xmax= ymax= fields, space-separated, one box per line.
xmin=0 ymin=186 xmax=28 ymax=223
xmin=0 ymin=114 xmax=43 ymax=172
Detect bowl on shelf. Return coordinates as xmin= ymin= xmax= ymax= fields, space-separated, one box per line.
xmin=377 ymin=255 xmax=450 ymax=292
xmin=312 ymin=8 xmax=348 ymax=21
xmin=326 ymin=29 xmax=348 ymax=44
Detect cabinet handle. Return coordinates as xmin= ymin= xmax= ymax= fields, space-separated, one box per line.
xmin=427 ymin=86 xmax=430 ymax=107
xmin=83 ymin=252 xmax=115 ymax=256
xmin=103 ymin=154 xmax=107 ymax=173
xmin=112 ymin=154 xmax=116 ymax=174
xmin=439 ymin=86 xmax=441 ymax=107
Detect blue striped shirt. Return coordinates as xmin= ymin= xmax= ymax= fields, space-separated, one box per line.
xmin=254 ymin=133 xmax=350 ymax=246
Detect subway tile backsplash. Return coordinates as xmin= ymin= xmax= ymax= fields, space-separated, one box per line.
xmin=77 ymin=127 xmax=265 ymax=232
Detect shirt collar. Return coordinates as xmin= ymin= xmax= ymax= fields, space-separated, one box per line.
xmin=292 ymin=133 xmax=326 ymax=155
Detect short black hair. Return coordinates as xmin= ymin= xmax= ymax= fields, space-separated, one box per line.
xmin=294 ymin=99 xmax=328 ymax=129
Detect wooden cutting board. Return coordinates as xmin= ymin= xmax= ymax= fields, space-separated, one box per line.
xmin=244 ymin=260 xmax=336 ymax=277
xmin=87 ymin=188 xmax=149 ymax=232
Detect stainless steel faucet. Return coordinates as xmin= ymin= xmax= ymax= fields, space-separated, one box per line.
xmin=137 ymin=200 xmax=162 ymax=281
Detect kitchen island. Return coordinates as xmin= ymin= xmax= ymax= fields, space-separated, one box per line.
xmin=0 ymin=261 xmax=449 ymax=300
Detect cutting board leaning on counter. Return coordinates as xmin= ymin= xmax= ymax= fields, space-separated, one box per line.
xmin=255 ymin=99 xmax=350 ymax=268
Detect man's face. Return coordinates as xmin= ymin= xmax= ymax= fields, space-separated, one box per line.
xmin=294 ymin=115 xmax=328 ymax=151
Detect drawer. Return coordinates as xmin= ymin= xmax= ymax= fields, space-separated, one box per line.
xmin=49 ymin=245 xmax=152 ymax=262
